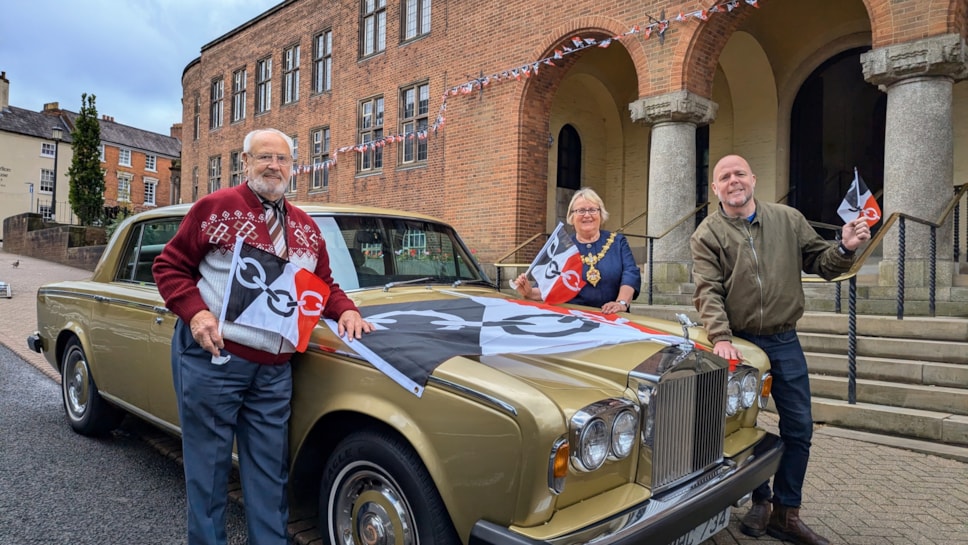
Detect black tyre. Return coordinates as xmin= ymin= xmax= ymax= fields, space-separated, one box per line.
xmin=61 ymin=337 xmax=124 ymax=436
xmin=320 ymin=429 xmax=460 ymax=545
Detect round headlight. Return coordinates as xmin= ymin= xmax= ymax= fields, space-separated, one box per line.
xmin=741 ymin=372 xmax=759 ymax=409
xmin=610 ymin=410 xmax=637 ymax=459
xmin=726 ymin=378 xmax=741 ymax=416
xmin=579 ymin=419 xmax=609 ymax=470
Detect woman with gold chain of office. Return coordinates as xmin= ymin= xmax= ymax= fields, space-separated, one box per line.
xmin=514 ymin=188 xmax=641 ymax=314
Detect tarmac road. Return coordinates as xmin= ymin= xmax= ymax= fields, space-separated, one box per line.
xmin=1 ymin=250 xmax=967 ymax=545
xmin=0 ymin=343 xmax=250 ymax=545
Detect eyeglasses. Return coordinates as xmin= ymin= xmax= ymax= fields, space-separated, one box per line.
xmin=571 ymin=208 xmax=601 ymax=216
xmin=250 ymin=153 xmax=292 ymax=165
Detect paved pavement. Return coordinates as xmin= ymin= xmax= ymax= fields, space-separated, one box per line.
xmin=1 ymin=248 xmax=967 ymax=545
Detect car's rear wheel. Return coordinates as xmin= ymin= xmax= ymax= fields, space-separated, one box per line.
xmin=61 ymin=337 xmax=123 ymax=436
xmin=320 ymin=429 xmax=460 ymax=545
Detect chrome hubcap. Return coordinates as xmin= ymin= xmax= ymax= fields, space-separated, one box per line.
xmin=65 ymin=352 xmax=90 ymax=417
xmin=333 ymin=464 xmax=414 ymax=545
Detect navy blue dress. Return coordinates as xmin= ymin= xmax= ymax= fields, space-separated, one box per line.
xmin=568 ymin=230 xmax=641 ymax=308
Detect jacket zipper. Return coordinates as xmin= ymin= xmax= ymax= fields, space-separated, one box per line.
xmin=744 ymin=221 xmax=765 ymax=334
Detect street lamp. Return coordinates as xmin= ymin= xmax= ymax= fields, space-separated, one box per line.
xmin=51 ymin=126 xmax=63 ymax=222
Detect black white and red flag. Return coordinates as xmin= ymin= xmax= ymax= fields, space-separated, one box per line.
xmin=837 ymin=167 xmax=881 ymax=227
xmin=525 ymin=222 xmax=586 ymax=304
xmin=327 ymin=295 xmax=687 ymax=396
xmin=219 ymin=237 xmax=331 ymax=353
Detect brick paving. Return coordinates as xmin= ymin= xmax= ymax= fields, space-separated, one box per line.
xmin=2 ymin=248 xmax=966 ymax=545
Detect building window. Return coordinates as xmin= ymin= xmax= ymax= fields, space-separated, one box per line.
xmin=358 ymin=98 xmax=383 ymax=172
xmin=119 ymin=148 xmax=132 ymax=167
xmin=210 ymin=77 xmax=224 ymax=129
xmin=232 ymin=68 xmax=247 ymax=122
xmin=99 ymin=144 xmax=105 ymax=162
xmin=360 ymin=0 xmax=387 ymax=58
xmin=282 ymin=45 xmax=300 ymax=105
xmin=256 ymin=57 xmax=272 ymax=114
xmin=313 ymin=30 xmax=333 ymax=94
xmin=193 ymin=93 xmax=201 ymax=140
xmin=144 ymin=178 xmax=157 ymax=206
xmin=192 ymin=167 xmax=199 ymax=201
xmin=208 ymin=156 xmax=222 ymax=194
xmin=118 ymin=174 xmax=132 ymax=203
xmin=402 ymin=0 xmax=431 ymax=41
xmin=400 ymin=82 xmax=429 ymax=165
xmin=40 ymin=169 xmax=55 ymax=192
xmin=145 ymin=154 xmax=157 ymax=172
xmin=41 ymin=142 xmax=56 ymax=157
xmin=311 ymin=127 xmax=330 ymax=190
xmin=230 ymin=150 xmax=243 ymax=187
xmin=289 ymin=135 xmax=299 ymax=193
xmin=39 ymin=204 xmax=53 ymax=222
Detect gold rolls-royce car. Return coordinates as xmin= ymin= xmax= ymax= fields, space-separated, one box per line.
xmin=29 ymin=203 xmax=782 ymax=545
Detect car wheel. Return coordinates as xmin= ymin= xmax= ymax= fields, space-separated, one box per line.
xmin=61 ymin=337 xmax=123 ymax=436
xmin=320 ymin=429 xmax=460 ymax=545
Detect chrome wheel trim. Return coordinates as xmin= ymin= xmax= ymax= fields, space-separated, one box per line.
xmin=330 ymin=462 xmax=415 ymax=545
xmin=64 ymin=348 xmax=90 ymax=420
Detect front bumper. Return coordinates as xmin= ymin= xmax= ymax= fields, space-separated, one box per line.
xmin=27 ymin=332 xmax=44 ymax=354
xmin=469 ymin=432 xmax=783 ymax=545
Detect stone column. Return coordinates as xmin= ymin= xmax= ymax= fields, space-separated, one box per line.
xmin=861 ymin=34 xmax=968 ymax=287
xmin=629 ymin=90 xmax=717 ymax=287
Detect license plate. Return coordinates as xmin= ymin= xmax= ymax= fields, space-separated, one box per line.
xmin=669 ymin=507 xmax=731 ymax=545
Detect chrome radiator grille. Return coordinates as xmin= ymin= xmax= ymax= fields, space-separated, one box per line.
xmin=650 ymin=366 xmax=727 ymax=491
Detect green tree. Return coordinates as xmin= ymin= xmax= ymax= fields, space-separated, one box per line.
xmin=67 ymin=93 xmax=105 ymax=225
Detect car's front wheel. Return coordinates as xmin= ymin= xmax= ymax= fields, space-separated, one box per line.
xmin=61 ymin=337 xmax=123 ymax=436
xmin=320 ymin=429 xmax=460 ymax=545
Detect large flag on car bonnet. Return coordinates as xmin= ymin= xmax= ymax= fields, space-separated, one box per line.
xmin=326 ymin=296 xmax=688 ymax=396
xmin=219 ymin=237 xmax=330 ymax=352
xmin=837 ymin=168 xmax=881 ymax=227
xmin=526 ymin=222 xmax=586 ymax=304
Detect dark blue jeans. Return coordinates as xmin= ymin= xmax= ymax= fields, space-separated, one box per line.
xmin=172 ymin=319 xmax=292 ymax=545
xmin=735 ymin=329 xmax=813 ymax=508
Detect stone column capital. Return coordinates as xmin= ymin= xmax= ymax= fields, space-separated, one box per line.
xmin=629 ymin=90 xmax=718 ymax=126
xmin=862 ymin=33 xmax=968 ymax=87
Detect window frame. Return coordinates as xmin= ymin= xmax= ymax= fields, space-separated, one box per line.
xmin=144 ymin=177 xmax=158 ymax=206
xmin=41 ymin=142 xmax=56 ymax=157
xmin=232 ymin=67 xmax=247 ymax=123
xmin=401 ymin=0 xmax=431 ymax=42
xmin=282 ymin=44 xmax=301 ymax=105
xmin=357 ymin=96 xmax=384 ymax=173
xmin=208 ymin=156 xmax=222 ymax=194
xmin=145 ymin=154 xmax=157 ymax=172
xmin=399 ymin=81 xmax=430 ymax=166
xmin=119 ymin=148 xmax=132 ymax=167
xmin=229 ymin=150 xmax=243 ymax=187
xmin=40 ymin=169 xmax=55 ymax=193
xmin=118 ymin=173 xmax=133 ymax=203
xmin=360 ymin=0 xmax=387 ymax=58
xmin=210 ymin=77 xmax=224 ymax=129
xmin=312 ymin=29 xmax=333 ymax=94
xmin=256 ymin=57 xmax=273 ymax=114
xmin=311 ymin=127 xmax=331 ymax=190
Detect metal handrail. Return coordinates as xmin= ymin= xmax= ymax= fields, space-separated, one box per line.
xmin=641 ymin=204 xmax=710 ymax=304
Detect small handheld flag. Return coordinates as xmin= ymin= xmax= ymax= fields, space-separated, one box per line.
xmin=837 ymin=168 xmax=881 ymax=227
xmin=510 ymin=223 xmax=586 ymax=304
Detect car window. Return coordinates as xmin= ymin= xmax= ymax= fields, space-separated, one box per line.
xmin=116 ymin=219 xmax=182 ymax=284
xmin=312 ymin=214 xmax=485 ymax=289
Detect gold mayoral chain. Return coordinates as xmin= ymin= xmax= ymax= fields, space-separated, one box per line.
xmin=580 ymin=232 xmax=616 ymax=287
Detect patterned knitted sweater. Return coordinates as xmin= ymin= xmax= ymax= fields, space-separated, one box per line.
xmin=153 ymin=183 xmax=358 ymax=363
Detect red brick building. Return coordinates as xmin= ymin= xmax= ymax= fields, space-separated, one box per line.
xmin=181 ymin=0 xmax=968 ymax=286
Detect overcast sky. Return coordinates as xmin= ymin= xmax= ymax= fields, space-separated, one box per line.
xmin=1 ymin=0 xmax=280 ymax=136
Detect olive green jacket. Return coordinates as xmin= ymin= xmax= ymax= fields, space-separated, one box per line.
xmin=690 ymin=199 xmax=855 ymax=345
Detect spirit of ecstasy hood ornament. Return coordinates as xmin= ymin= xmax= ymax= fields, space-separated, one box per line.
xmin=675 ymin=313 xmax=700 ymax=344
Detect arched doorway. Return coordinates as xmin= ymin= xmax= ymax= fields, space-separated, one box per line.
xmin=790 ymin=47 xmax=886 ymax=235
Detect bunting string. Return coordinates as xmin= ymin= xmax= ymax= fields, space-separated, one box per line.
xmin=292 ymin=0 xmax=757 ymax=175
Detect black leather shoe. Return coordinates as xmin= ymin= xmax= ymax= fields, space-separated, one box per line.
xmin=740 ymin=499 xmax=772 ymax=537
xmin=767 ymin=504 xmax=831 ymax=545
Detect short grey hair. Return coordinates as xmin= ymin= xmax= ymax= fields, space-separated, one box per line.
xmin=243 ymin=128 xmax=294 ymax=157
xmin=567 ymin=187 xmax=609 ymax=222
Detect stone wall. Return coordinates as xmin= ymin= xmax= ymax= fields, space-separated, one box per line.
xmin=2 ymin=213 xmax=106 ymax=271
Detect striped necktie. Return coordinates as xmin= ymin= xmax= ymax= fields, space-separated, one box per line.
xmin=263 ymin=201 xmax=288 ymax=260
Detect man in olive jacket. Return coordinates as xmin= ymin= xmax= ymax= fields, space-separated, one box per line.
xmin=691 ymin=155 xmax=871 ymax=545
